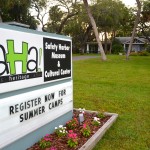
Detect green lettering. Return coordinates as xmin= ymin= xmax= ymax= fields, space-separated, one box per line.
xmin=6 ymin=40 xmax=28 ymax=75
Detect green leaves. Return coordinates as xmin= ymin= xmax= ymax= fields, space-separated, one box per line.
xmin=80 ymin=123 xmax=91 ymax=137
xmin=39 ymin=139 xmax=51 ymax=149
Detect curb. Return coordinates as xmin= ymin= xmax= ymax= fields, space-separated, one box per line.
xmin=74 ymin=109 xmax=118 ymax=150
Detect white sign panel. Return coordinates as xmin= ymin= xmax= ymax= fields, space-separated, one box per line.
xmin=0 ymin=27 xmax=72 ymax=93
xmin=0 ymin=81 xmax=73 ymax=149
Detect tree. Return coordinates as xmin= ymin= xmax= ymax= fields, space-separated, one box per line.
xmin=63 ymin=14 xmax=92 ymax=53
xmin=31 ymin=0 xmax=49 ymax=31
xmin=46 ymin=0 xmax=79 ymax=34
xmin=63 ymin=3 xmax=93 ymax=54
xmin=0 ymin=0 xmax=38 ymax=29
xmin=56 ymin=0 xmax=79 ymax=34
xmin=126 ymin=0 xmax=141 ymax=60
xmin=138 ymin=0 xmax=150 ymax=41
xmin=90 ymin=0 xmax=130 ymax=53
xmin=83 ymin=0 xmax=106 ymax=61
xmin=47 ymin=5 xmax=63 ymax=33
xmin=116 ymin=7 xmax=135 ymax=37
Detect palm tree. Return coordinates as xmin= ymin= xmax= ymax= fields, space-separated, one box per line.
xmin=83 ymin=0 xmax=107 ymax=61
xmin=126 ymin=0 xmax=141 ymax=60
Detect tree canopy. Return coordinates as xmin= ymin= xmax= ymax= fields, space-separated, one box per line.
xmin=0 ymin=0 xmax=38 ymax=29
xmin=0 ymin=0 xmax=149 ymax=53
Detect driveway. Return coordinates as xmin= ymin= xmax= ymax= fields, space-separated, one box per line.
xmin=73 ymin=55 xmax=99 ymax=61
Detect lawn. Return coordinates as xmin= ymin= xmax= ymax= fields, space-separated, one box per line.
xmin=73 ymin=55 xmax=150 ymax=150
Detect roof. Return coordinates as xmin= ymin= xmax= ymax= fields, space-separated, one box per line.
xmin=4 ymin=21 xmax=30 ymax=28
xmin=86 ymin=40 xmax=111 ymax=44
xmin=116 ymin=37 xmax=150 ymax=44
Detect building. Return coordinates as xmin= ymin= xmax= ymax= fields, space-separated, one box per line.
xmin=86 ymin=41 xmax=111 ymax=53
xmin=85 ymin=37 xmax=149 ymax=54
xmin=116 ymin=37 xmax=149 ymax=52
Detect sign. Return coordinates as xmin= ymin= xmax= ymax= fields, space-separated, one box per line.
xmin=0 ymin=25 xmax=73 ymax=149
xmin=0 ymin=81 xmax=73 ymax=149
xmin=0 ymin=26 xmax=72 ymax=93
xmin=44 ymin=38 xmax=71 ymax=82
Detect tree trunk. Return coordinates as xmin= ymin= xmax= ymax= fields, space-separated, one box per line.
xmin=0 ymin=15 xmax=2 ymax=22
xmin=126 ymin=0 xmax=141 ymax=60
xmin=80 ymin=24 xmax=92 ymax=54
xmin=109 ymin=30 xmax=116 ymax=54
xmin=0 ymin=9 xmax=2 ymax=22
xmin=104 ymin=31 xmax=107 ymax=53
xmin=83 ymin=0 xmax=107 ymax=61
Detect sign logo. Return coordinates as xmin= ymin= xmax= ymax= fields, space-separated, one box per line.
xmin=0 ymin=40 xmax=42 ymax=83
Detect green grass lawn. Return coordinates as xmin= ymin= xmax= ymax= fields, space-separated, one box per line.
xmin=73 ymin=55 xmax=150 ymax=150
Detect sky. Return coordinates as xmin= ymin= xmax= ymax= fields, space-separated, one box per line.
xmin=36 ymin=0 xmax=137 ymax=29
xmin=121 ymin=0 xmax=136 ymax=7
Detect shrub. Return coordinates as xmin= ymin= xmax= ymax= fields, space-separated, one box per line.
xmin=55 ymin=125 xmax=67 ymax=137
xmin=80 ymin=123 xmax=91 ymax=137
xmin=112 ymin=39 xmax=124 ymax=54
xmin=92 ymin=117 xmax=101 ymax=126
xmin=145 ymin=45 xmax=150 ymax=53
xmin=130 ymin=51 xmax=150 ymax=56
xmin=130 ymin=52 xmax=138 ymax=56
xmin=66 ymin=118 xmax=78 ymax=129
xmin=67 ymin=130 xmax=78 ymax=148
xmin=112 ymin=44 xmax=124 ymax=54
xmin=138 ymin=50 xmax=150 ymax=56
xmin=39 ymin=134 xmax=51 ymax=149
xmin=97 ymin=112 xmax=105 ymax=119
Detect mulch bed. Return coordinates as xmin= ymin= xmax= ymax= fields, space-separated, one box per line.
xmin=27 ymin=110 xmax=110 ymax=150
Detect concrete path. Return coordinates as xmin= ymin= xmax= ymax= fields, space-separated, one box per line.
xmin=73 ymin=55 xmax=99 ymax=61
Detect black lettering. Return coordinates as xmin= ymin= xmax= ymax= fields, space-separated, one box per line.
xmin=45 ymin=93 xmax=55 ymax=102
xmin=61 ymin=99 xmax=63 ymax=104
xmin=64 ymin=89 xmax=66 ymax=95
xmin=49 ymin=103 xmax=52 ymax=109
xmin=20 ymin=103 xmax=24 ymax=111
xmin=24 ymin=101 xmax=27 ymax=109
xmin=0 ymin=44 xmax=9 ymax=75
xmin=39 ymin=107 xmax=42 ymax=114
xmin=38 ymin=97 xmax=41 ymax=104
xmin=34 ymin=98 xmax=38 ymax=106
xmin=20 ymin=114 xmax=24 ymax=122
xmin=9 ymin=106 xmax=14 ymax=115
xmin=51 ymin=93 xmax=55 ymax=99
xmin=29 ymin=110 xmax=33 ymax=119
xmin=34 ymin=108 xmax=38 ymax=116
xmin=15 ymin=104 xmax=19 ymax=113
xmin=58 ymin=100 xmax=61 ymax=105
xmin=27 ymin=100 xmax=30 ymax=109
xmin=52 ymin=102 xmax=55 ymax=108
xmin=48 ymin=94 xmax=51 ymax=100
xmin=45 ymin=95 xmax=48 ymax=102
xmin=27 ymin=47 xmax=38 ymax=72
xmin=59 ymin=89 xmax=66 ymax=97
xmin=24 ymin=112 xmax=28 ymax=120
xmin=30 ymin=99 xmax=34 ymax=107
xmin=55 ymin=100 xmax=58 ymax=107
xmin=42 ymin=106 xmax=45 ymax=113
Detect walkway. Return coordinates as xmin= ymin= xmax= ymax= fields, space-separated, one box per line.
xmin=72 ymin=55 xmax=99 ymax=61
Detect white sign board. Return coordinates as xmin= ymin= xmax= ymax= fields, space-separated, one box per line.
xmin=0 ymin=81 xmax=73 ymax=148
xmin=0 ymin=27 xmax=72 ymax=93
